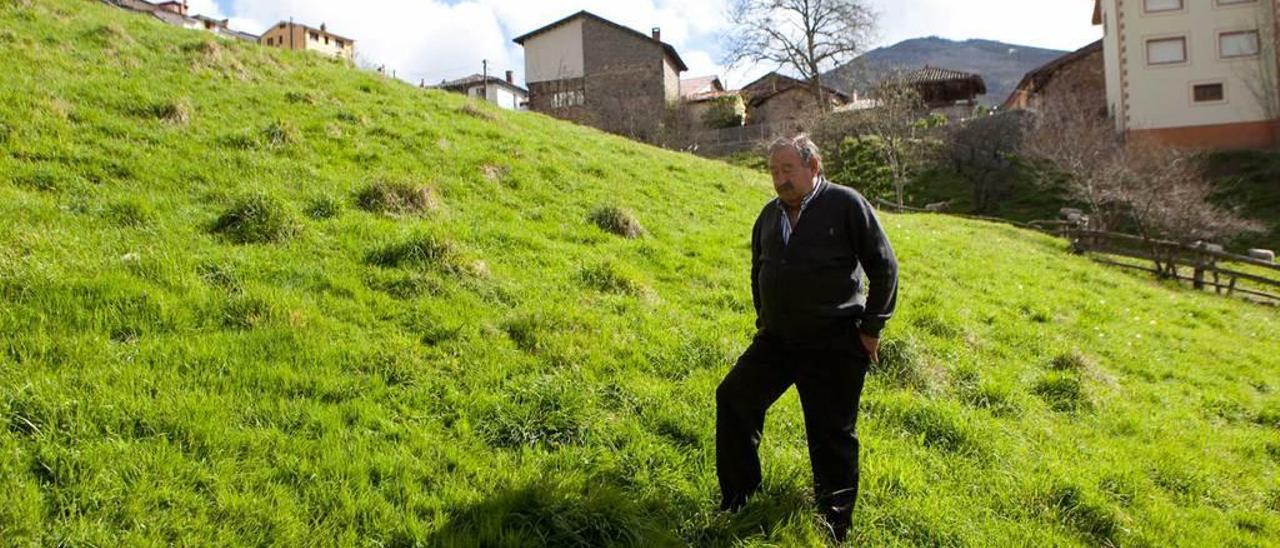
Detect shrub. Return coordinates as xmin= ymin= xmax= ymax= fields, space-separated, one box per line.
xmin=577 ymin=261 xmax=645 ymax=295
xmin=872 ymin=336 xmax=934 ymax=391
xmin=1042 ymin=484 xmax=1122 ymax=544
xmin=136 ymin=99 xmax=191 ymax=124
xmin=700 ymin=95 xmax=745 ymax=129
xmin=355 ymin=180 xmax=439 ymax=215
xmin=304 ymin=195 xmax=342 ymax=219
xmin=1050 ymin=350 xmax=1095 ymax=372
xmin=826 ymin=136 xmax=894 ymax=201
xmin=262 ymin=120 xmax=298 ymax=148
xmin=365 ymin=234 xmax=456 ymax=270
xmin=589 ymin=205 xmax=644 ymax=238
xmin=476 ymin=376 xmax=594 ymax=449
xmin=284 ymin=90 xmax=316 ymax=105
xmin=14 ymin=168 xmax=70 ymax=192
xmin=873 ymin=397 xmax=980 ymax=454
xmin=209 ymin=193 xmax=301 ymax=244
xmin=220 ymin=294 xmax=274 ymax=330
xmin=105 ymin=199 xmax=153 ymax=227
xmin=457 ymin=102 xmax=495 ymax=121
xmin=1033 ymin=372 xmax=1092 ymax=413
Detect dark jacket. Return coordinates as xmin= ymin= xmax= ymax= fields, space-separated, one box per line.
xmin=751 ymin=180 xmax=898 ymax=344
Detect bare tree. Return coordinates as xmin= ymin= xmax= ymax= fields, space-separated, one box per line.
xmin=722 ymin=0 xmax=876 ymax=109
xmin=1236 ymin=4 xmax=1280 ymax=134
xmin=1023 ymin=92 xmax=1263 ymax=274
xmin=1112 ymin=142 xmax=1263 ymax=274
xmin=864 ymin=76 xmax=928 ymax=205
xmin=1021 ymin=91 xmax=1129 ymax=231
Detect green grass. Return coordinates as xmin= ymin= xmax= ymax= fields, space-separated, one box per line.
xmin=2 ymin=1 xmax=1279 ymax=545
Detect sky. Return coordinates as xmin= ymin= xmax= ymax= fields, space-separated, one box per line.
xmin=192 ymin=0 xmax=1103 ymax=88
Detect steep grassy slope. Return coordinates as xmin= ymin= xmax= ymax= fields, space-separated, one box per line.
xmin=2 ymin=1 xmax=1279 ymax=545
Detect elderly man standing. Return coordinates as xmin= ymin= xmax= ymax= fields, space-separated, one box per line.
xmin=716 ymin=134 xmax=899 ymax=542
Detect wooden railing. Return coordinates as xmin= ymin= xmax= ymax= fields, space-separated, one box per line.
xmin=872 ymin=199 xmax=1280 ymax=304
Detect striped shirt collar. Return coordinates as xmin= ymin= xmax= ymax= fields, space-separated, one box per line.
xmin=777 ymin=176 xmax=827 ymax=245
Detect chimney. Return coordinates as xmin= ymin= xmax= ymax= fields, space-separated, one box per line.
xmin=651 ymin=27 xmax=660 ymax=41
xmin=505 ymin=70 xmax=514 ymax=84
xmin=320 ymin=23 xmax=327 ymax=32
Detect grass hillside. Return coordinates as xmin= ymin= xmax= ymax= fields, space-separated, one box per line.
xmin=2 ymin=1 xmax=1279 ymax=545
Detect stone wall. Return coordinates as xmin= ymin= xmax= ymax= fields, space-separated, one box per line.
xmin=580 ymin=18 xmax=670 ymax=142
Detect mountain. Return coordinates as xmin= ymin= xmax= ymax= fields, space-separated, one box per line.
xmin=2 ymin=1 xmax=1278 ymax=545
xmin=824 ymin=36 xmax=1073 ymax=106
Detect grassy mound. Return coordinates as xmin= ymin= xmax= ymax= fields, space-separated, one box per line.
xmin=1 ymin=1 xmax=1278 ymax=545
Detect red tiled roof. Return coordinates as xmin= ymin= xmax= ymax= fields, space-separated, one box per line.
xmin=681 ymin=75 xmax=724 ymax=98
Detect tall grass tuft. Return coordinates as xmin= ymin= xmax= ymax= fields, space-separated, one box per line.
xmin=589 ymin=204 xmax=645 ymax=238
xmin=209 ymin=193 xmax=301 ymax=244
xmin=356 ymin=180 xmax=439 ymax=215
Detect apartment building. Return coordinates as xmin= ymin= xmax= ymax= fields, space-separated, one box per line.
xmin=1095 ymin=0 xmax=1280 ymax=149
xmin=259 ymin=21 xmax=355 ymax=62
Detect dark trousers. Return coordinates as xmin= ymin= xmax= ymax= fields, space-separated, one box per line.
xmin=715 ymin=329 xmax=870 ymax=537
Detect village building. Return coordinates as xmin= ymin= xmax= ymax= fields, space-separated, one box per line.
xmin=259 ymin=21 xmax=355 ymax=62
xmin=1093 ymin=0 xmax=1280 ymax=149
xmin=894 ymin=66 xmax=987 ymax=121
xmin=435 ymin=71 xmax=529 ymax=111
xmin=192 ymin=15 xmax=258 ymax=42
xmin=1004 ymin=40 xmax=1105 ymax=113
xmin=681 ymin=75 xmax=726 ymax=99
xmin=738 ymin=72 xmax=850 ymax=128
xmin=104 ymin=1 xmax=257 ymax=41
xmin=513 ymin=11 xmax=688 ymax=143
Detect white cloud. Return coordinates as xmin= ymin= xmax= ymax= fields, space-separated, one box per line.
xmin=188 ymin=0 xmax=1101 ymax=89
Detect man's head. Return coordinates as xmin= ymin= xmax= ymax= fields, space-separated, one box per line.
xmin=767 ymin=134 xmax=823 ymax=208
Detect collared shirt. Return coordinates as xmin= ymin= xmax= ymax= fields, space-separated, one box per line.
xmin=776 ymin=177 xmax=827 ymax=245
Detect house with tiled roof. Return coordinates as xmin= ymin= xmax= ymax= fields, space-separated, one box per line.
xmin=435 ymin=71 xmax=528 ymax=111
xmin=738 ymin=72 xmax=850 ymax=128
xmin=895 ymin=66 xmax=987 ymax=108
xmin=513 ymin=11 xmax=688 ymax=143
xmin=681 ymin=75 xmax=725 ymax=100
xmin=1004 ymin=40 xmax=1104 ymax=112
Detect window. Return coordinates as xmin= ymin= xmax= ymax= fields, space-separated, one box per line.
xmin=551 ymin=90 xmax=585 ymax=108
xmin=309 ymin=31 xmax=319 ymax=41
xmin=1147 ymin=37 xmax=1187 ymax=65
xmin=335 ymin=39 xmax=344 ymax=48
xmin=324 ymin=36 xmax=330 ymax=45
xmin=1217 ymin=0 xmax=1256 ymax=5
xmin=1144 ymin=0 xmax=1182 ymax=12
xmin=1220 ymin=31 xmax=1260 ymax=58
xmin=1193 ymin=83 xmax=1225 ymax=103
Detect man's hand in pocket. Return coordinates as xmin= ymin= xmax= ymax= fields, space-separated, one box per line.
xmin=859 ymin=333 xmax=880 ymax=364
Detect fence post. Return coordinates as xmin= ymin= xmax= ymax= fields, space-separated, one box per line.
xmin=1193 ymin=251 xmax=1206 ymax=291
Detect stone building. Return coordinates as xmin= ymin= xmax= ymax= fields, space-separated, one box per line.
xmin=513 ymin=11 xmax=688 ymax=143
xmin=259 ymin=21 xmax=355 ymax=62
xmin=739 ymin=72 xmax=850 ymax=128
xmin=1003 ymin=40 xmax=1105 ymax=113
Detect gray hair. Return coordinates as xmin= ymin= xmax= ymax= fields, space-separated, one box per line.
xmin=767 ymin=134 xmax=823 ymax=173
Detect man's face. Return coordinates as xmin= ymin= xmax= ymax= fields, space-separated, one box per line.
xmin=768 ymin=147 xmax=817 ymax=208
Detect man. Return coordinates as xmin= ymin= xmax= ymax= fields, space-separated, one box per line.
xmin=716 ymin=134 xmax=898 ymax=542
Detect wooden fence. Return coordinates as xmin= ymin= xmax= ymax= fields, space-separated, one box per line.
xmin=872 ymin=198 xmax=1280 ymax=304
xmin=688 ymin=123 xmax=788 ymax=157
